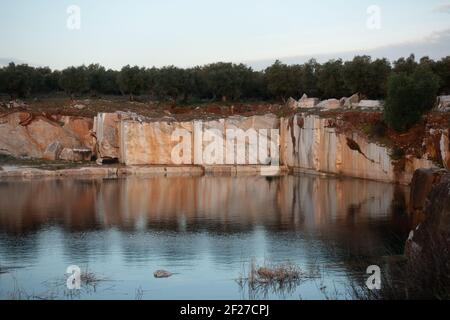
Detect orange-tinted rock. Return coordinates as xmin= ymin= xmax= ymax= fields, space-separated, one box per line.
xmin=43 ymin=141 xmax=63 ymax=160
xmin=93 ymin=113 xmax=121 ymax=160
xmin=0 ymin=112 xmax=92 ymax=159
xmin=60 ymin=116 xmax=94 ymax=149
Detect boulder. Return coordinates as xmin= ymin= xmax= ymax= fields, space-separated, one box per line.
xmin=286 ymin=97 xmax=300 ymax=110
xmin=73 ymin=104 xmax=86 ymax=110
xmin=43 ymin=142 xmax=63 ymax=161
xmin=317 ymin=99 xmax=341 ymax=110
xmin=342 ymin=93 xmax=360 ymax=109
xmin=298 ymin=94 xmax=319 ymax=108
xmin=436 ymin=95 xmax=450 ymax=111
xmin=287 ymin=96 xmax=319 ymax=109
xmin=59 ymin=148 xmax=92 ymax=162
xmin=7 ymin=100 xmax=27 ymax=109
xmin=358 ymin=100 xmax=383 ymax=109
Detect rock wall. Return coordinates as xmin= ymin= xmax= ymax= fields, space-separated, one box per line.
xmin=1 ymin=110 xmax=446 ymax=185
xmin=280 ymin=114 xmax=437 ymax=184
xmin=0 ymin=112 xmax=93 ymax=159
xmin=93 ymin=112 xmax=122 ymax=161
xmin=120 ymin=120 xmax=194 ymax=165
xmin=116 ymin=114 xmax=280 ymax=166
xmin=92 ymin=111 xmax=444 ymax=184
xmin=405 ymin=169 xmax=450 ymax=287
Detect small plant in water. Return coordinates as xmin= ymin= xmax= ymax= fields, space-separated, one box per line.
xmin=135 ymin=286 xmax=144 ymax=300
xmin=237 ymin=259 xmax=318 ymax=299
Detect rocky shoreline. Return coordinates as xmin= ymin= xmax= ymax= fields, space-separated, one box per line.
xmin=0 ymin=164 xmax=292 ymax=179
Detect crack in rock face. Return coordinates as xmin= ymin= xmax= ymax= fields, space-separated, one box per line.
xmin=346 ymin=137 xmax=365 ymax=157
xmin=346 ymin=137 xmax=380 ymax=166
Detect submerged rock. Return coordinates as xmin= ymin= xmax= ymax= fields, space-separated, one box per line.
xmin=153 ymin=270 xmax=173 ymax=278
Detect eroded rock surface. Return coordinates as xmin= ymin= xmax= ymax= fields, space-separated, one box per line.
xmin=0 ymin=112 xmax=93 ymax=159
xmin=281 ymin=114 xmax=436 ymax=184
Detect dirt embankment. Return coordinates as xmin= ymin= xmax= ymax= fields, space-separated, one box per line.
xmin=0 ymin=96 xmax=284 ymax=121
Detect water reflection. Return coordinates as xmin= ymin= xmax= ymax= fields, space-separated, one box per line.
xmin=0 ymin=175 xmax=411 ymax=299
xmin=0 ymin=176 xmax=410 ymax=232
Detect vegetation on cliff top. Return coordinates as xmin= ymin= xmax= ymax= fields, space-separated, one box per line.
xmin=384 ymin=66 xmax=440 ymax=132
xmin=1 ymin=54 xmax=448 ymax=134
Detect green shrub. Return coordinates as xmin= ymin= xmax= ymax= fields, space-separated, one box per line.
xmin=384 ymin=67 xmax=440 ymax=132
xmin=390 ymin=147 xmax=405 ymax=161
xmin=372 ymin=120 xmax=387 ymax=138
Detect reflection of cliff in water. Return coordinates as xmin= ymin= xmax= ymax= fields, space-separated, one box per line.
xmin=0 ymin=175 xmax=410 ymax=248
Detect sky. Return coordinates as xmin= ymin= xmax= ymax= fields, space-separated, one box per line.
xmin=0 ymin=0 xmax=449 ymax=70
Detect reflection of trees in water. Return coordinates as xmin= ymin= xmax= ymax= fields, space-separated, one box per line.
xmin=0 ymin=175 xmax=410 ymax=271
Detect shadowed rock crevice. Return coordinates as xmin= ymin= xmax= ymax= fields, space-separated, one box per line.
xmin=346 ymin=137 xmax=372 ymax=162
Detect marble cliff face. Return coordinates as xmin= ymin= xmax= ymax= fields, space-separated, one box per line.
xmin=92 ymin=112 xmax=448 ymax=184
xmin=1 ymin=110 xmax=449 ymax=184
xmin=280 ymin=114 xmax=440 ymax=184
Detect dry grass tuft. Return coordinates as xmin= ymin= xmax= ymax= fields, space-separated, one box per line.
xmin=237 ymin=259 xmax=319 ymax=299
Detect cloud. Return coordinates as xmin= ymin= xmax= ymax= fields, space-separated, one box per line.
xmin=432 ymin=2 xmax=450 ymax=13
xmin=246 ymin=28 xmax=450 ymax=70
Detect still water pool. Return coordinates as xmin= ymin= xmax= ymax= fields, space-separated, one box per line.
xmin=0 ymin=174 xmax=411 ymax=300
